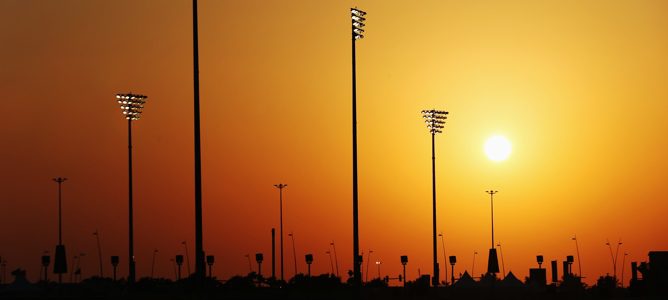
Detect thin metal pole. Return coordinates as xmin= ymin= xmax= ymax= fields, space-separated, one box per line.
xmin=327 ymin=251 xmax=334 ymax=274
xmin=497 ymin=243 xmax=505 ymax=277
xmin=365 ymin=250 xmax=372 ymax=283
xmin=431 ymin=133 xmax=438 ymax=286
xmin=94 ymin=230 xmax=103 ymax=277
xmin=331 ymin=242 xmax=340 ymax=278
xmin=290 ymin=233 xmax=297 ymax=277
xmin=486 ymin=191 xmax=498 ymax=248
xmin=573 ymin=235 xmax=582 ymax=278
xmin=128 ymin=118 xmax=135 ymax=284
xmin=192 ymin=0 xmax=205 ymax=284
xmin=439 ymin=235 xmax=447 ymax=285
xmin=351 ymin=23 xmax=361 ymax=287
xmin=183 ymin=241 xmax=191 ymax=276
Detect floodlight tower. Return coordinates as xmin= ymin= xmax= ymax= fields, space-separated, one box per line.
xmin=192 ymin=0 xmax=206 ymax=283
xmin=116 ymin=93 xmax=147 ymax=284
xmin=421 ymin=109 xmax=449 ymax=286
xmin=350 ymin=7 xmax=366 ymax=286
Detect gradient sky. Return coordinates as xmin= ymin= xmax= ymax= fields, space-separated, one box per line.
xmin=2 ymin=0 xmax=668 ymax=285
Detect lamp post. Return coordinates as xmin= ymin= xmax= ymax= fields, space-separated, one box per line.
xmin=365 ymin=250 xmax=373 ymax=283
xmin=421 ymin=109 xmax=449 ymax=286
xmin=472 ymin=251 xmax=477 ymax=278
xmin=449 ymin=256 xmax=456 ymax=285
xmin=116 ymin=93 xmax=147 ymax=284
xmin=245 ymin=254 xmax=252 ymax=274
xmin=111 ymin=256 xmax=119 ymax=281
xmin=305 ymin=254 xmax=313 ymax=277
xmin=93 ymin=230 xmax=103 ymax=278
xmin=206 ymin=255 xmax=215 ymax=278
xmin=151 ymin=249 xmax=158 ymax=278
xmin=400 ymin=256 xmax=408 ymax=288
xmin=606 ymin=239 xmax=623 ymax=285
xmin=330 ymin=241 xmax=339 ymax=278
xmin=438 ymin=233 xmax=447 ymax=285
xmin=176 ymin=255 xmax=184 ymax=280
xmin=621 ymin=252 xmax=628 ymax=288
xmin=326 ymin=251 xmax=334 ymax=275
xmin=52 ymin=177 xmax=68 ymax=283
xmin=485 ymin=190 xmax=500 ymax=275
xmin=192 ymin=0 xmax=205 ymax=283
xmin=572 ymin=235 xmax=582 ymax=278
xmin=288 ymin=232 xmax=297 ymax=278
xmin=497 ymin=242 xmax=505 ymax=278
xmin=350 ymin=7 xmax=366 ymax=285
xmin=41 ymin=252 xmax=50 ymax=282
xmin=375 ymin=261 xmax=382 ymax=279
xmin=182 ymin=241 xmax=191 ymax=277
xmin=274 ymin=183 xmax=287 ymax=281
xmin=256 ymin=253 xmax=264 ymax=277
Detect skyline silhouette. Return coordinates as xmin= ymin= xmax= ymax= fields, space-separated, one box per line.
xmin=2 ymin=0 xmax=668 ymax=288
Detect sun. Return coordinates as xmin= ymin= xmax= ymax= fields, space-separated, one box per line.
xmin=484 ymin=135 xmax=512 ymax=162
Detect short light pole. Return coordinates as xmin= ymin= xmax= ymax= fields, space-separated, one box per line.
xmin=365 ymin=250 xmax=373 ymax=283
xmin=151 ymin=249 xmax=158 ymax=278
xmin=206 ymin=255 xmax=215 ymax=278
xmin=376 ymin=261 xmax=382 ymax=279
xmin=438 ymin=233 xmax=447 ymax=285
xmin=111 ymin=256 xmax=119 ymax=281
xmin=305 ymin=254 xmax=313 ymax=277
xmin=330 ymin=241 xmax=340 ymax=278
xmin=422 ymin=109 xmax=449 ymax=286
xmin=572 ymin=235 xmax=583 ymax=278
xmin=326 ymin=251 xmax=334 ymax=275
xmin=400 ymin=256 xmax=408 ymax=287
xmin=41 ymin=253 xmax=50 ymax=282
xmin=52 ymin=177 xmax=68 ymax=284
xmin=274 ymin=183 xmax=287 ymax=282
xmin=497 ymin=242 xmax=505 ymax=278
xmin=93 ymin=230 xmax=103 ymax=278
xmin=256 ymin=253 xmax=264 ymax=277
xmin=176 ymin=255 xmax=184 ymax=280
xmin=116 ymin=93 xmax=147 ymax=284
xmin=288 ymin=232 xmax=297 ymax=278
xmin=350 ymin=7 xmax=367 ymax=286
xmin=449 ymin=256 xmax=456 ymax=285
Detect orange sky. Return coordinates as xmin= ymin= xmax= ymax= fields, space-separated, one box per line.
xmin=2 ymin=0 xmax=668 ymax=285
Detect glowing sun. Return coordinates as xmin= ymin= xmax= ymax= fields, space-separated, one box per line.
xmin=484 ymin=135 xmax=512 ymax=162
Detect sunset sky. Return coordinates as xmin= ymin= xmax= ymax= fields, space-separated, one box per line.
xmin=2 ymin=0 xmax=668 ymax=285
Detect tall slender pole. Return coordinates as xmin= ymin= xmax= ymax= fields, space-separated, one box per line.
xmin=351 ymin=15 xmax=361 ymax=287
xmin=606 ymin=239 xmax=615 ymax=277
xmin=94 ymin=230 xmax=103 ymax=277
xmin=326 ymin=251 xmax=334 ymax=275
xmin=614 ymin=240 xmax=622 ymax=284
xmin=245 ymin=255 xmax=252 ymax=273
xmin=472 ymin=251 xmax=477 ymax=277
xmin=573 ymin=235 xmax=582 ymax=278
xmin=431 ymin=132 xmax=439 ymax=286
xmin=127 ymin=119 xmax=136 ymax=284
xmin=274 ymin=184 xmax=287 ymax=281
xmin=192 ymin=0 xmax=205 ymax=284
xmin=621 ymin=252 xmax=628 ymax=288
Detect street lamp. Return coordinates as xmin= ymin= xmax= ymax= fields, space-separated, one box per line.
xmin=256 ymin=253 xmax=264 ymax=277
xmin=206 ymin=255 xmax=215 ymax=278
xmin=606 ymin=239 xmax=623 ymax=285
xmin=52 ymin=177 xmax=68 ymax=284
xmin=326 ymin=251 xmax=334 ymax=275
xmin=350 ymin=7 xmax=367 ymax=285
xmin=497 ymin=242 xmax=505 ymax=278
xmin=116 ymin=92 xmax=147 ymax=284
xmin=330 ymin=241 xmax=339 ymax=278
xmin=449 ymin=256 xmax=456 ymax=285
xmin=438 ymin=233 xmax=447 ymax=285
xmin=305 ymin=254 xmax=313 ymax=277
xmin=621 ymin=252 xmax=628 ymax=288
xmin=151 ymin=249 xmax=158 ymax=278
xmin=472 ymin=251 xmax=478 ymax=278
xmin=41 ymin=252 xmax=50 ymax=282
xmin=485 ymin=190 xmax=500 ymax=275
xmin=288 ymin=232 xmax=297 ymax=278
xmin=375 ymin=261 xmax=382 ymax=279
xmin=245 ymin=254 xmax=252 ymax=274
xmin=572 ymin=235 xmax=583 ymax=278
xmin=111 ymin=256 xmax=119 ymax=281
xmin=176 ymin=255 xmax=184 ymax=280
xmin=365 ymin=250 xmax=373 ymax=283
xmin=93 ymin=230 xmax=103 ymax=278
xmin=182 ymin=241 xmax=191 ymax=277
xmin=421 ymin=109 xmax=449 ymax=286
xmin=274 ymin=183 xmax=287 ymax=281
